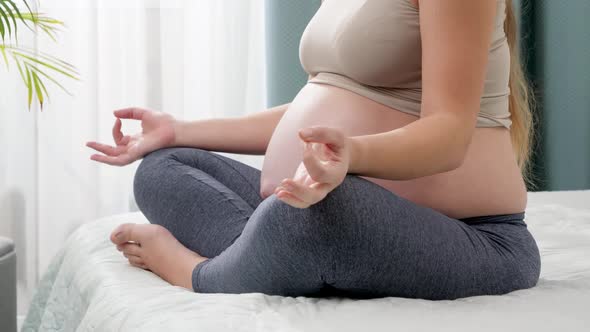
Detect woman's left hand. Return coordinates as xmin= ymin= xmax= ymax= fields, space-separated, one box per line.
xmin=274 ymin=126 xmax=351 ymax=208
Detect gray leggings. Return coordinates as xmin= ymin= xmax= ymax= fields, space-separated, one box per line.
xmin=133 ymin=147 xmax=541 ymax=300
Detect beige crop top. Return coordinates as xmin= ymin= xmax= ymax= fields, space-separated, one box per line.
xmin=299 ymin=0 xmax=512 ymax=128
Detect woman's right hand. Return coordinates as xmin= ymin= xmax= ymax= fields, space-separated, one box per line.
xmin=86 ymin=107 xmax=177 ymax=166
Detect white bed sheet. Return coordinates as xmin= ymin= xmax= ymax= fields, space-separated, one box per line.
xmin=22 ymin=191 xmax=590 ymax=332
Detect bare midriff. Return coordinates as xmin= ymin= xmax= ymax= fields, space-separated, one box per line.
xmin=260 ymin=83 xmax=527 ymax=219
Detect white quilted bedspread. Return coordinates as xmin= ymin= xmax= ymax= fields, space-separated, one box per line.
xmin=21 ymin=191 xmax=590 ymax=332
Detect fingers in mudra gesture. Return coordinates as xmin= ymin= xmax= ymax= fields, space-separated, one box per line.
xmin=86 ymin=107 xmax=176 ymax=166
xmin=274 ymin=126 xmax=351 ymax=209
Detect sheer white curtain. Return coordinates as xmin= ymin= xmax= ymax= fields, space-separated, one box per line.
xmin=0 ymin=0 xmax=266 ymax=316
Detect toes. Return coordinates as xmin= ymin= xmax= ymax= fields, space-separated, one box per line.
xmin=117 ymin=242 xmax=142 ymax=256
xmin=110 ymin=223 xmax=172 ymax=245
xmin=124 ymin=253 xmax=147 ymax=268
xmin=110 ymin=223 xmax=138 ymax=245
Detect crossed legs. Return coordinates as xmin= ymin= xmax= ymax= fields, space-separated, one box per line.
xmin=111 ymin=147 xmax=540 ymax=299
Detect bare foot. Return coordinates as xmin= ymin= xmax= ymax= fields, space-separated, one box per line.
xmin=110 ymin=223 xmax=209 ymax=290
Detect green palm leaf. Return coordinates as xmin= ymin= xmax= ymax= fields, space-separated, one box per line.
xmin=24 ymin=60 xmax=73 ymax=95
xmin=0 ymin=0 xmax=78 ymax=110
xmin=14 ymin=51 xmax=78 ymax=80
xmin=30 ymin=68 xmax=43 ymax=109
xmin=3 ymin=44 xmax=79 ymax=108
xmin=0 ymin=0 xmax=33 ymax=42
xmin=0 ymin=44 xmax=8 ymax=68
xmin=0 ymin=1 xmax=17 ymax=40
xmin=24 ymin=62 xmax=32 ymax=108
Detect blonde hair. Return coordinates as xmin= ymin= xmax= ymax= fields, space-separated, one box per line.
xmin=504 ymin=0 xmax=537 ymax=187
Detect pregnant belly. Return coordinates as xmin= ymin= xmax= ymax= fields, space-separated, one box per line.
xmin=260 ymin=83 xmax=527 ymax=219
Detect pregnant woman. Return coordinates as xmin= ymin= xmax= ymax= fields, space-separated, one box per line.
xmin=87 ymin=0 xmax=541 ymax=300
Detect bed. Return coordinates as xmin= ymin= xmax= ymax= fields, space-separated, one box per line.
xmin=21 ymin=191 xmax=590 ymax=332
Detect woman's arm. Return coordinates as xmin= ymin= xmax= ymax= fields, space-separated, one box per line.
xmin=173 ymin=103 xmax=289 ymax=155
xmin=347 ymin=0 xmax=497 ymax=180
xmin=174 ymin=74 xmax=316 ymax=154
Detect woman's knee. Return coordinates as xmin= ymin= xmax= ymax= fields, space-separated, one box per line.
xmin=247 ymin=195 xmax=332 ymax=249
xmin=134 ymin=148 xmax=169 ymax=203
xmin=135 ymin=146 xmax=209 ymax=184
xmin=133 ymin=147 xmax=197 ymax=209
xmin=248 ymin=177 xmax=384 ymax=245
